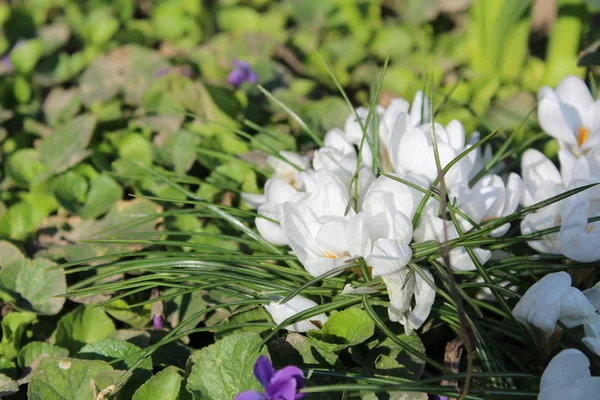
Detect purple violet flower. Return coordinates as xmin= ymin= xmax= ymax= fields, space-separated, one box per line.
xmin=228 ymin=59 xmax=258 ymax=88
xmin=234 ymin=355 xmax=305 ymax=400
xmin=152 ymin=313 xmax=163 ymax=330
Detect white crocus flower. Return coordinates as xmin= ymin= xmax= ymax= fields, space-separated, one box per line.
xmin=538 ymin=75 xmax=600 ymax=156
xmin=342 ymin=107 xmax=381 ymax=168
xmin=520 ymin=149 xmax=566 ymax=254
xmin=313 ymin=129 xmax=376 ymax=207
xmin=389 ymin=121 xmax=477 ymax=188
xmin=512 ymin=272 xmax=597 ymax=339
xmin=451 ymin=173 xmax=523 ymax=236
xmin=268 ymin=151 xmax=310 ymax=189
xmin=254 ymin=179 xmax=301 ymax=246
xmin=346 ymin=190 xmax=413 ymax=277
xmin=264 ymin=295 xmax=328 ymax=332
xmin=366 ymin=173 xmax=437 ymax=220
xmin=584 ymin=281 xmax=600 ymax=311
xmin=241 ymin=151 xmax=309 ymax=208
xmin=559 ymin=183 xmax=600 ymax=263
xmin=383 ymin=266 xmax=436 ymax=334
xmin=583 ymin=315 xmax=600 ymax=356
xmin=538 ymin=348 xmax=600 ymax=400
xmin=468 ymin=132 xmax=495 ymax=180
xmin=281 ymin=171 xmax=355 ymax=277
xmin=378 ymin=92 xmax=429 ymax=172
xmin=413 ymin=213 xmax=491 ymax=272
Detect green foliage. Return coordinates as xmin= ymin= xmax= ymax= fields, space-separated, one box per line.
xmin=0 ymin=0 xmax=597 ymax=398
xmin=28 ymin=357 xmax=114 ymax=400
xmin=132 ymin=367 xmax=183 ymax=400
xmin=0 ymin=311 xmax=37 ymax=361
xmin=0 ymin=257 xmax=66 ymax=315
xmin=53 ymin=306 xmax=116 ymax=353
xmin=308 ymin=307 xmax=375 ymax=351
xmin=186 ymin=333 xmax=269 ymax=400
xmin=17 ymin=342 xmax=69 ymax=368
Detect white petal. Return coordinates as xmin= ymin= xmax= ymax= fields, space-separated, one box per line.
xmin=558 ymin=287 xmax=597 ymax=327
xmin=344 ymin=107 xmax=370 ymax=144
xmin=555 ymin=75 xmax=593 ymax=118
xmin=409 ymin=91 xmax=429 ymax=127
xmin=585 ymin=100 xmax=600 ymax=147
xmin=265 ymin=295 xmax=328 ymax=332
xmin=366 ymin=173 xmax=432 ymax=219
xmin=256 ymin=202 xmax=287 ymax=245
xmin=583 ymin=337 xmax=600 ymax=357
xmin=537 ymin=85 xmax=555 ymax=101
xmin=583 ymin=281 xmax=600 ymax=311
xmin=408 ymin=269 xmax=436 ymax=330
xmin=512 ymin=271 xmax=572 ymax=339
xmin=305 ymin=256 xmax=347 ymax=278
xmin=538 ymin=384 xmax=584 ymax=400
xmin=324 ymin=128 xmax=356 ymax=157
xmin=371 ymin=238 xmax=412 ymax=277
xmin=264 ymin=179 xmax=298 ymax=204
xmin=346 ymin=212 xmax=371 ymax=259
xmin=583 ymin=315 xmax=600 ymax=338
xmin=521 ymin=212 xmax=562 ymax=254
xmin=473 ymin=174 xmax=506 ymax=221
xmin=559 ymin=149 xmax=577 ymax=187
xmin=504 ymin=173 xmax=523 ymax=216
xmin=316 ymin=219 xmax=349 ymax=256
xmin=540 ymin=348 xmax=591 ymax=390
xmin=241 ymin=192 xmax=266 ymax=209
xmin=446 ymin=120 xmax=466 ymax=151
xmin=281 ymin=205 xmax=321 ymax=266
xmin=559 ymin=200 xmax=600 ymax=263
xmin=538 ymin=95 xmax=580 ymax=145
xmin=256 ymin=218 xmax=288 ymax=246
xmin=382 ymin=98 xmax=410 ymax=144
xmin=383 ymin=269 xmax=414 ymax=321
xmin=392 ymin=211 xmax=413 ymax=244
xmin=521 ymin=149 xmax=563 ymax=205
xmin=446 ymin=247 xmax=491 ymax=272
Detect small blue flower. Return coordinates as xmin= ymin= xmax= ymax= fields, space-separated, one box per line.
xmin=228 ymin=59 xmax=258 ymax=88
xmin=234 ymin=355 xmax=305 ymax=400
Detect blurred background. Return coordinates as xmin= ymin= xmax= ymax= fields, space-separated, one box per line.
xmin=0 ymin=0 xmax=598 ymax=248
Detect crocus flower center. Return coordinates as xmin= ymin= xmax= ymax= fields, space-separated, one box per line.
xmin=578 ymin=126 xmax=590 ymax=147
xmin=324 ymin=251 xmax=337 ymax=258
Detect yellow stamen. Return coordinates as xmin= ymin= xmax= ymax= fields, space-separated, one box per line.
xmin=586 ymin=225 xmax=594 ymax=234
xmin=324 ymin=251 xmax=337 ymax=259
xmin=578 ymin=126 xmax=590 ymax=148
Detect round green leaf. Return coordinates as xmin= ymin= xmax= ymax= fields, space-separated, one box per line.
xmin=132 ymin=366 xmax=183 ymax=400
xmin=308 ymin=307 xmax=375 ymax=351
xmin=18 ymin=342 xmax=69 ymax=368
xmin=0 ymin=258 xmax=66 ymax=315
xmin=186 ymin=332 xmax=269 ymax=400
xmin=77 ymin=339 xmax=152 ymax=371
xmin=54 ymin=306 xmax=116 ymax=353
xmin=28 ymin=357 xmax=113 ymax=400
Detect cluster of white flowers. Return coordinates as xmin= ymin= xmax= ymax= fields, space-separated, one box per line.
xmin=524 ymin=76 xmax=600 ymax=262
xmin=244 ymin=92 xmax=527 ymax=334
xmin=242 ymin=75 xmax=600 ymax=397
xmin=247 ymin=76 xmax=600 ymax=338
xmin=510 ymin=76 xmax=600 ymax=399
